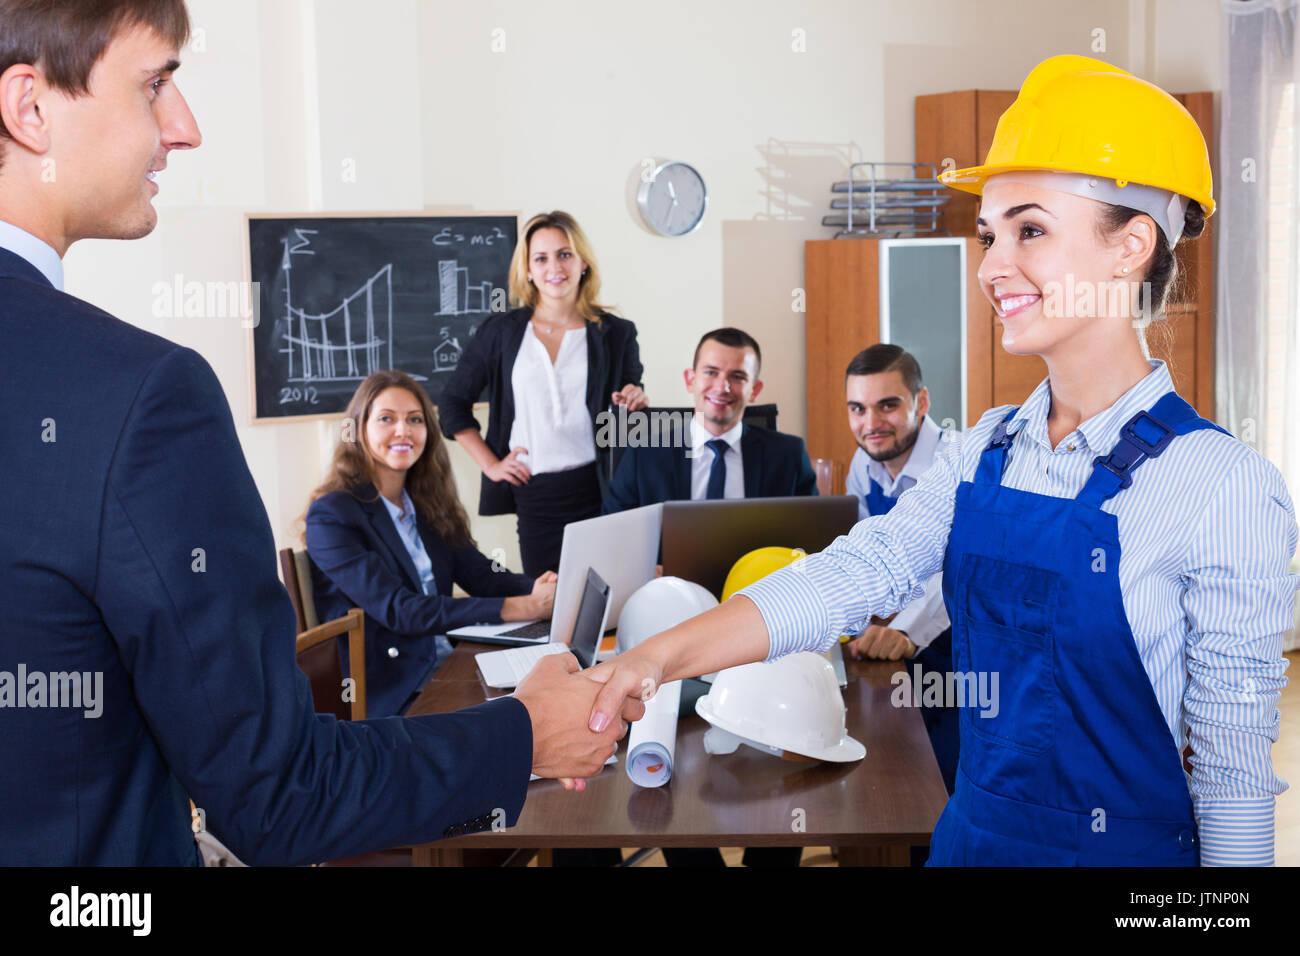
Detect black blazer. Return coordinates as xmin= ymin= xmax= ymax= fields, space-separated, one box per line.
xmin=603 ymin=424 xmax=819 ymax=512
xmin=0 ymin=247 xmax=530 ymax=866
xmin=437 ymin=307 xmax=644 ymax=515
xmin=305 ymin=485 xmax=534 ymax=717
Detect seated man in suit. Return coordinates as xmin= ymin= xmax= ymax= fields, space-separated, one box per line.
xmin=0 ymin=0 xmax=635 ymax=867
xmin=842 ymin=344 xmax=958 ymax=804
xmin=607 ymin=327 xmax=812 ymax=867
xmin=604 ymin=327 xmax=817 ymax=512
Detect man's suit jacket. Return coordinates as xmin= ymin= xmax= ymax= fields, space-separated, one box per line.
xmin=305 ymin=485 xmax=533 ymax=717
xmin=0 ymin=248 xmax=531 ymax=865
xmin=603 ymin=423 xmax=819 ymax=513
xmin=437 ymin=307 xmax=643 ymax=516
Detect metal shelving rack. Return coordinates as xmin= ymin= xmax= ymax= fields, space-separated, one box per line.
xmin=823 ymin=162 xmax=950 ymax=238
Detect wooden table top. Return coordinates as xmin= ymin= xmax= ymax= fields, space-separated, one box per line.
xmin=406 ymin=641 xmax=947 ymax=850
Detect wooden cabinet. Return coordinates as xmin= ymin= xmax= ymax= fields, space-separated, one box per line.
xmin=802 ymin=88 xmax=1219 ymax=480
xmin=804 ymin=236 xmax=1014 ymax=473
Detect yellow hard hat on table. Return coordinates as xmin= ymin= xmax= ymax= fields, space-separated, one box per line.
xmin=720 ymin=546 xmax=807 ymax=602
xmin=939 ymin=54 xmax=1214 ymax=241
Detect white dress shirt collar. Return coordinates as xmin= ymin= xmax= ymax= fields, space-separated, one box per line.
xmin=0 ymin=219 xmax=63 ymax=291
xmin=691 ymin=415 xmax=744 ymax=454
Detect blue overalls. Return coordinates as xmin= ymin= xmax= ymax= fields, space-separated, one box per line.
xmin=929 ymin=392 xmax=1228 ymax=866
xmin=864 ymin=478 xmax=899 ymax=517
xmin=865 ymin=478 xmax=960 ymax=797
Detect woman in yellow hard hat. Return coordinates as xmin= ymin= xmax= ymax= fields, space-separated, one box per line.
xmin=585 ymin=55 xmax=1298 ymax=866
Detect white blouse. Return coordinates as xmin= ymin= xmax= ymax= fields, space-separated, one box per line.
xmin=508 ymin=322 xmax=596 ymax=475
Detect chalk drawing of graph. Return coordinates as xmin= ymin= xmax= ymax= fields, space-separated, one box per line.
xmin=278 ymin=233 xmax=394 ymax=383
xmin=436 ymin=259 xmax=494 ymax=315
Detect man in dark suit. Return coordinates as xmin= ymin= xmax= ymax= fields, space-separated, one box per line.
xmin=0 ymin=0 xmax=634 ymax=866
xmin=604 ymin=327 xmax=817 ymax=512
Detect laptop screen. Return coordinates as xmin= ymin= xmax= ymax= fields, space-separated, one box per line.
xmin=568 ymin=567 xmax=610 ymax=669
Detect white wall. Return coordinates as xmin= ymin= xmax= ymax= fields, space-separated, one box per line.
xmin=61 ymin=0 xmax=1218 ymax=569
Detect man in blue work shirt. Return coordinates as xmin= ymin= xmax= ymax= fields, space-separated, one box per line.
xmin=843 ymin=344 xmax=958 ymax=798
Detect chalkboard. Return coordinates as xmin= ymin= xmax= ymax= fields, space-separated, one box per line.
xmin=245 ymin=212 xmax=517 ymax=422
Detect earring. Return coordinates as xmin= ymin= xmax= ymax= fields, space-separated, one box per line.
xmin=1120 ymin=266 xmax=1129 ymax=275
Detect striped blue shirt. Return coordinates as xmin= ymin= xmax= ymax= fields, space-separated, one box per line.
xmin=741 ymin=360 xmax=1298 ymax=866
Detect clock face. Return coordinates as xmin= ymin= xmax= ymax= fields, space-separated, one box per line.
xmin=637 ymin=161 xmax=707 ymax=237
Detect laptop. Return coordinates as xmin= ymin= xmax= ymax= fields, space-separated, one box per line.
xmin=445 ymin=504 xmax=659 ymax=648
xmin=660 ymin=495 xmax=860 ymax=599
xmin=475 ymin=567 xmax=612 ymax=689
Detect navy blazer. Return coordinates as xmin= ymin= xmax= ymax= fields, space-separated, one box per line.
xmin=0 ymin=247 xmax=530 ymax=865
xmin=603 ymin=423 xmax=819 ymax=513
xmin=305 ymin=485 xmax=534 ymax=717
xmin=437 ymin=307 xmax=643 ymax=516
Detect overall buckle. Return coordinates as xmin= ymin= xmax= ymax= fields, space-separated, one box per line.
xmin=1120 ymin=410 xmax=1175 ymax=458
xmin=1091 ymin=455 xmax=1134 ymax=490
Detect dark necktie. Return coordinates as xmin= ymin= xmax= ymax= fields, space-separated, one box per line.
xmin=706 ymin=438 xmax=729 ymax=499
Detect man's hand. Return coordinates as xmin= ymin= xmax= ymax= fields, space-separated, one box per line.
xmin=513 ymin=653 xmax=638 ymax=782
xmin=847 ymin=625 xmax=916 ymax=661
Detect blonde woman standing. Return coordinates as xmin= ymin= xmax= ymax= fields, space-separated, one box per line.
xmin=439 ymin=211 xmax=648 ymax=576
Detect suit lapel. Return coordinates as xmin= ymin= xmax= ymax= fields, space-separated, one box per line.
xmin=584 ymin=316 xmax=607 ymax=418
xmin=358 ymin=484 xmax=421 ymax=590
xmin=741 ymin=425 xmax=762 ymax=498
xmin=674 ymin=446 xmax=692 ymax=499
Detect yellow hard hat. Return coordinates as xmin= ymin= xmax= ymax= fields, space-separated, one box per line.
xmin=721 ymin=547 xmax=806 ymax=602
xmin=940 ymin=55 xmax=1214 ymax=220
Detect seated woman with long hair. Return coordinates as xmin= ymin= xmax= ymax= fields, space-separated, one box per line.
xmin=305 ymin=370 xmax=555 ymax=717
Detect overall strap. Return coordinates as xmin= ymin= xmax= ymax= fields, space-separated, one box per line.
xmin=1076 ymin=392 xmax=1232 ymax=508
xmin=974 ymin=408 xmax=1020 ymax=485
xmin=865 ymin=478 xmax=899 ymax=515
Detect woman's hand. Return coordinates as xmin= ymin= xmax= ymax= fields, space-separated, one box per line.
xmin=529 ymin=574 xmax=557 ymax=619
xmin=582 ymin=649 xmax=664 ymax=733
xmin=486 ymin=447 xmax=532 ymax=486
xmin=501 ymin=575 xmax=556 ymax=621
xmin=611 ymin=384 xmax=648 ymax=412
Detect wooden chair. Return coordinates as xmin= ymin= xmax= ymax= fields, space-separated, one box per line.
xmin=280 ymin=548 xmax=366 ymax=720
xmin=296 ymin=608 xmax=366 ymax=721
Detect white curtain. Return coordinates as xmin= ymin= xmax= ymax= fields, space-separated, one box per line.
xmin=1219 ymin=0 xmax=1300 ymax=650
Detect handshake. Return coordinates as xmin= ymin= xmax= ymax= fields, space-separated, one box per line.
xmin=512 ymin=650 xmax=662 ymax=790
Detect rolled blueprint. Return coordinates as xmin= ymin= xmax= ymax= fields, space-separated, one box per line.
xmin=625 ymin=679 xmax=682 ymax=788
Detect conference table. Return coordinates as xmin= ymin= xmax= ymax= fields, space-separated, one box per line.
xmin=404 ymin=640 xmax=949 ymax=866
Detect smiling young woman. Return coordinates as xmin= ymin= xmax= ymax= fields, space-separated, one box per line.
xmin=582 ymin=55 xmax=1299 ymax=867
xmin=303 ymin=371 xmax=556 ymax=717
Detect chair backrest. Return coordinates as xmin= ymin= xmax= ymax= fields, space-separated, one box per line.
xmin=295 ymin=608 xmax=367 ymax=721
xmin=606 ymin=403 xmax=781 ymax=480
xmin=278 ymin=547 xmax=321 ymax=632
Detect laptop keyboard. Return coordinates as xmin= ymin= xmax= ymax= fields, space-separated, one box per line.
xmin=496 ymin=620 xmax=552 ymax=640
xmin=480 ymin=643 xmax=571 ymax=688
